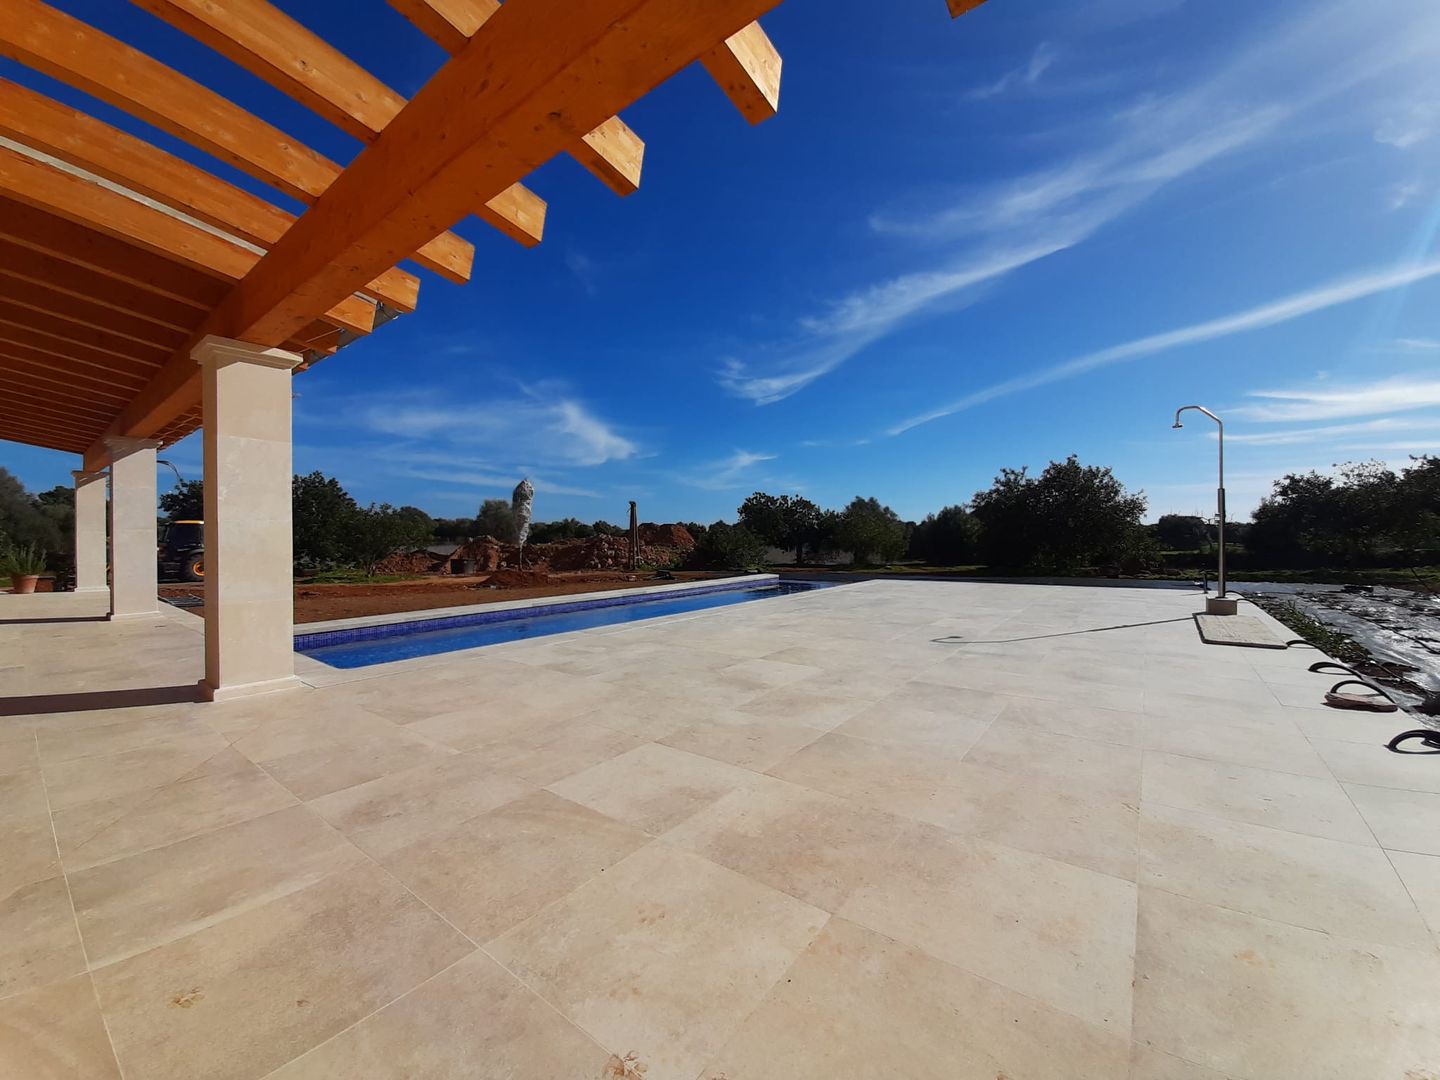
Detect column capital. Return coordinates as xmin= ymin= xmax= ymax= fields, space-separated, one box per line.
xmin=71 ymin=469 xmax=107 ymax=483
xmin=193 ymin=335 xmax=303 ymax=372
xmin=102 ymin=436 xmax=162 ymax=458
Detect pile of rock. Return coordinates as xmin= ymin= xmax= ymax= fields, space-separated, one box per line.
xmin=441 ymin=524 xmax=696 ymax=574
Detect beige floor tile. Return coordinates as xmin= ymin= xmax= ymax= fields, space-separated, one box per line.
xmin=1141 ymin=750 xmax=1374 ymax=844
xmin=700 ymin=916 xmax=1128 ymax=1080
xmin=1133 ymin=887 xmax=1440 ymax=1080
xmin=93 ymin=862 xmax=473 ymax=1080
xmin=381 ymin=790 xmax=648 ymax=943
xmin=0 ymin=767 xmax=50 ymax=826
xmin=547 ymin=743 xmax=757 ymax=834
xmin=266 ymin=950 xmax=608 ymax=1078
xmin=41 ymin=730 xmax=232 ymax=812
xmin=402 ymin=702 xmax=573 ymax=753
xmin=736 ymin=682 xmax=872 ymax=730
xmin=1346 ymin=782 xmax=1440 ymax=855
xmin=0 ymin=733 xmax=38 ymax=777
xmin=0 ymin=875 xmax=85 ymax=999
xmin=838 ymin=831 xmax=1138 ymax=1031
xmin=996 ymin=695 xmax=1142 ymax=746
xmin=0 ymin=974 xmax=121 ymax=1080
xmin=1141 ymin=692 xmax=1296 ymax=734
xmin=916 ymin=759 xmax=1140 ymax=880
xmin=252 ymin=727 xmax=458 ymax=802
xmin=962 ymin=718 xmax=1143 ymax=802
xmin=717 ymin=656 xmax=825 ymax=689
xmin=661 ymin=775 xmax=920 ymax=910
xmin=1139 ymin=802 xmax=1430 ymax=948
xmin=833 ymin=699 xmax=996 ymax=754
xmin=1311 ymin=735 xmax=1440 ymax=794
xmin=1389 ymin=850 xmax=1440 ymax=944
xmin=307 ymin=754 xmax=533 ymax=857
xmin=1128 ymin=1044 xmax=1236 ymax=1079
xmin=477 ymin=719 xmax=646 ymax=785
xmin=1294 ymin=708 xmax=1427 ymax=744
xmin=659 ymin=710 xmax=826 ymax=772
xmin=1141 ymin=716 xmax=1328 ymax=778
xmin=70 ymin=805 xmax=366 ymax=967
xmin=0 ymin=814 xmax=61 ymax=900
xmin=766 ymin=730 xmax=974 ymax=826
xmin=488 ymin=843 xmax=827 ymax=1080
xmin=52 ymin=748 xmax=298 ymax=872
xmin=35 ymin=711 xmax=209 ymax=765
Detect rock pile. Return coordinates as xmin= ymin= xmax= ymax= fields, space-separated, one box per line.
xmin=441 ymin=524 xmax=696 ymax=575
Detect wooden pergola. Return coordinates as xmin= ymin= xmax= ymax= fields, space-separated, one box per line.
xmin=0 ymin=0 xmax=984 ymax=698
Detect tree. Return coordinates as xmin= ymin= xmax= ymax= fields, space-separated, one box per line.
xmin=431 ymin=517 xmax=476 ymax=543
xmin=1154 ymin=513 xmax=1210 ymax=551
xmin=292 ymin=471 xmax=358 ymax=568
xmin=341 ymin=504 xmax=435 ymax=576
xmin=834 ymin=496 xmax=908 ymax=565
xmin=970 ymin=456 xmax=1148 ymax=572
xmin=529 ymin=518 xmax=595 ymax=544
xmin=476 ymin=498 xmax=516 ymax=542
xmin=738 ymin=492 xmax=825 ymax=563
xmin=591 ymin=520 xmax=624 ymax=537
xmin=686 ymin=521 xmax=766 ymax=571
xmin=909 ymin=505 xmax=980 ymax=565
xmin=159 ymin=479 xmax=205 ymax=521
xmin=0 ymin=467 xmax=62 ymax=556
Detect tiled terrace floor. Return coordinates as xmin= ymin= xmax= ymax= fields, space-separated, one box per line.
xmin=3 ymin=581 xmax=1439 ymax=1079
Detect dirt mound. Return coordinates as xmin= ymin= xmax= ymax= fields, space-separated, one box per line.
xmin=638 ymin=523 xmax=695 ymax=549
xmin=441 ymin=525 xmax=694 ymax=574
xmin=373 ymin=550 xmax=447 ymax=575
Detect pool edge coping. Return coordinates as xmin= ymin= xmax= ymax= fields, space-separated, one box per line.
xmin=293 ymin=573 xmax=780 ymax=637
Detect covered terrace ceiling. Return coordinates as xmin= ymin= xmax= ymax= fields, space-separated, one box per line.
xmin=0 ymin=0 xmax=983 ymax=468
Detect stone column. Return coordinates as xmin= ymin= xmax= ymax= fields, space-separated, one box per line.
xmin=71 ymin=469 xmax=108 ymax=593
xmin=104 ymin=437 xmax=161 ymax=619
xmin=195 ymin=335 xmax=303 ymax=702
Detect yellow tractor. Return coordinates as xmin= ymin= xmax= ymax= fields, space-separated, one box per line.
xmin=158 ymin=520 xmax=204 ymax=582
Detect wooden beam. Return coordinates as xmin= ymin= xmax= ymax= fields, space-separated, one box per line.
xmin=0 ymin=199 xmax=226 ymax=309
xmin=128 ymin=0 xmax=545 ymax=246
xmin=99 ymin=0 xmax=780 ymax=456
xmin=0 ymin=0 xmax=473 ymax=282
xmin=3 ymin=386 xmax=117 ymax=424
xmin=0 ymin=79 xmax=420 ymax=313
xmin=0 ymin=147 xmax=375 ymax=336
xmin=0 ymin=418 xmax=91 ymax=453
xmin=0 ymin=304 xmax=170 ymax=364
xmin=946 ymin=0 xmax=989 ymax=15
xmin=701 ymin=22 xmax=781 ymax=125
xmin=387 ymin=0 xmax=644 ymax=196
xmin=0 ymin=326 xmax=162 ymax=380
xmin=0 ymin=353 xmax=137 ymax=402
xmin=0 ymin=277 xmax=189 ymax=352
xmin=0 ymin=242 xmax=205 ymax=333
xmin=0 ymin=335 xmax=155 ymax=387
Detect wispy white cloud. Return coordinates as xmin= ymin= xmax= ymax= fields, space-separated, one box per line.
xmin=391 ymin=466 xmax=601 ymax=499
xmin=1375 ymin=101 xmax=1439 ymax=149
xmin=719 ymin=0 xmax=1440 ymax=408
xmin=1393 ymin=336 xmax=1440 ymax=352
xmin=355 ymin=387 xmax=637 ymax=467
xmin=966 ymin=42 xmax=1058 ymax=101
xmin=1224 ymin=417 xmax=1440 ymax=446
xmin=888 ymin=256 xmax=1440 ymax=435
xmin=1234 ymin=375 xmax=1440 ymax=423
xmin=679 ymin=449 xmax=780 ymax=491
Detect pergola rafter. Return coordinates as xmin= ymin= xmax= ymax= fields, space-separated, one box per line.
xmin=0 ymin=0 xmax=988 ymax=464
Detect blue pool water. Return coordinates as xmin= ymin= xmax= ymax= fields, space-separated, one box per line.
xmin=296 ymin=580 xmax=830 ymax=668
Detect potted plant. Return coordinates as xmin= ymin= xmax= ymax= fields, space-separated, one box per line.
xmin=5 ymin=542 xmax=47 ymax=595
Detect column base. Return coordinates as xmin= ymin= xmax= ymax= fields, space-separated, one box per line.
xmin=1205 ymin=596 xmax=1239 ymax=616
xmin=108 ymin=609 xmax=160 ymax=621
xmin=198 ymin=674 xmax=305 ymax=703
xmin=73 ymin=586 xmax=109 ymax=594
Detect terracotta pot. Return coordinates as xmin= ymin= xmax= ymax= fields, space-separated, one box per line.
xmin=10 ymin=574 xmax=39 ymax=595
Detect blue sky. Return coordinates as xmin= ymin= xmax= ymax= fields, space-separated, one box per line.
xmin=6 ymin=0 xmax=1440 ymax=524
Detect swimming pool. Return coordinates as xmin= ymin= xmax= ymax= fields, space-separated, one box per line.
xmin=295 ymin=580 xmax=831 ymax=668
